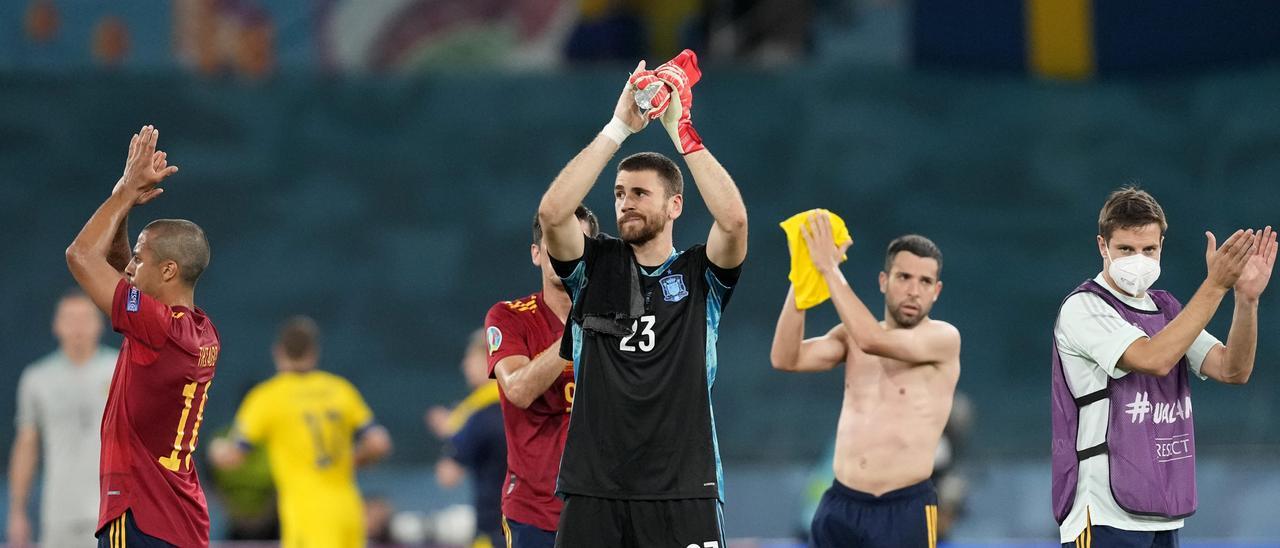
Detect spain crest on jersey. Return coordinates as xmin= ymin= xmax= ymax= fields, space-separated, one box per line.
xmin=659 ymin=274 xmax=688 ymax=302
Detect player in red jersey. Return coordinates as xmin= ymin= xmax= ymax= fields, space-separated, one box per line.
xmin=485 ymin=206 xmax=599 ymax=548
xmin=66 ymin=125 xmax=220 ymax=547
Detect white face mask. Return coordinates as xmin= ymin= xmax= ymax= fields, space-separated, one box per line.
xmin=1107 ymin=248 xmax=1161 ymax=295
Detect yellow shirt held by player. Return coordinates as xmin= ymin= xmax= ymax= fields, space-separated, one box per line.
xmin=779 ymin=209 xmax=853 ymax=310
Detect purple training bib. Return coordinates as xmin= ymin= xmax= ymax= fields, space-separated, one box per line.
xmin=1051 ymin=280 xmax=1197 ymax=523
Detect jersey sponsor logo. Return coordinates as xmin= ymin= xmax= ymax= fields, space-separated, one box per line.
xmin=660 ymin=274 xmax=689 ymax=302
xmin=487 ymin=326 xmax=503 ymax=355
xmin=127 ymin=286 xmax=140 ymax=312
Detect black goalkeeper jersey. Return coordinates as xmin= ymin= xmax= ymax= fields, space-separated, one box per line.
xmin=552 ymin=234 xmax=740 ymax=500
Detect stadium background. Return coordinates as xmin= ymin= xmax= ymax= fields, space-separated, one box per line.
xmin=1 ymin=0 xmax=1279 ymax=545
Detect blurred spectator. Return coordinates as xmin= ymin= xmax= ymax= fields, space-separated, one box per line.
xmin=698 ymin=0 xmax=813 ymax=64
xmin=91 ymin=15 xmax=129 ymax=67
xmin=174 ymin=0 xmax=276 ymax=79
xmin=564 ymin=0 xmax=647 ymax=62
xmin=426 ymin=330 xmax=505 ymax=548
xmin=24 ymin=0 xmax=59 ymax=44
xmin=236 ymin=7 xmax=276 ymax=79
xmin=319 ymin=0 xmax=575 ymax=72
xmin=7 ymin=291 xmax=116 ymax=546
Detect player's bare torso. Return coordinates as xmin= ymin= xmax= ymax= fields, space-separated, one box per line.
xmin=833 ymin=323 xmax=958 ymax=495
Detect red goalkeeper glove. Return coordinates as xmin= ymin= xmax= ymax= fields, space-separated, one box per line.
xmin=630 ymin=49 xmax=705 ymax=155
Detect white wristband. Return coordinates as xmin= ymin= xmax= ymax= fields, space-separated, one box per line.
xmin=600 ymin=116 xmax=634 ymax=145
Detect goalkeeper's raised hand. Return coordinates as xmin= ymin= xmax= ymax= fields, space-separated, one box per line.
xmin=646 ymin=50 xmax=705 ymax=155
xmin=601 ymin=60 xmax=652 ymax=145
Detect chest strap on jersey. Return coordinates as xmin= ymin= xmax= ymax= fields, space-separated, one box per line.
xmin=1073 ymin=388 xmax=1109 ymax=407
xmin=1077 ymin=442 xmax=1108 ymax=461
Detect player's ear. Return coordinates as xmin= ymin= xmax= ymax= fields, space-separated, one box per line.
xmin=162 ymin=260 xmax=180 ymax=283
xmin=668 ymin=193 xmax=684 ymax=220
xmin=878 ymin=271 xmax=888 ymax=294
xmin=1097 ymin=235 xmax=1108 ymax=260
xmin=530 ymin=244 xmax=541 ymax=267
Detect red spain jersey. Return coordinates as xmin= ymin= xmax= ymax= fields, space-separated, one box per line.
xmin=100 ymin=280 xmax=219 ymax=546
xmin=484 ymin=292 xmax=574 ymax=532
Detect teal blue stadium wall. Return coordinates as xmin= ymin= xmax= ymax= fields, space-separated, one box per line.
xmin=2 ymin=65 xmax=1279 ymax=468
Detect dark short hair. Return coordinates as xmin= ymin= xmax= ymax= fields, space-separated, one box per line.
xmin=532 ymin=205 xmax=600 ymax=246
xmin=1098 ymin=186 xmax=1167 ymax=240
xmin=141 ymin=219 xmax=210 ymax=286
xmin=885 ymin=234 xmax=943 ymax=276
xmin=617 ymin=152 xmax=683 ymax=197
xmin=277 ymin=316 xmax=320 ymax=360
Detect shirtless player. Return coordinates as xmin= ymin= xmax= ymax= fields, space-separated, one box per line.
xmin=770 ymin=212 xmax=960 ymax=547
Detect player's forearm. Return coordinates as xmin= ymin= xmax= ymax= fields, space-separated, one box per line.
xmin=770 ymin=287 xmax=806 ymax=370
xmin=506 ymin=343 xmax=570 ymax=408
xmin=684 ymin=149 xmax=748 ymax=235
xmin=106 ymin=212 xmax=131 ymax=273
xmin=67 ymin=191 xmax=135 ymax=270
xmin=1126 ymin=281 xmax=1229 ymax=375
xmin=821 ymin=268 xmax=885 ymax=352
xmin=7 ymin=431 xmax=37 ymax=510
xmin=1218 ymin=296 xmax=1258 ymax=384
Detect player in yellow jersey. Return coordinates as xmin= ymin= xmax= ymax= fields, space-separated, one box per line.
xmin=209 ymin=316 xmax=393 ymax=547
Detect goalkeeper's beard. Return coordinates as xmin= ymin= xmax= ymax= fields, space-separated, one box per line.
xmin=618 ymin=212 xmax=666 ymax=246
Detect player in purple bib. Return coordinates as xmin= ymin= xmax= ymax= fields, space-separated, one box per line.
xmin=1051 ymin=187 xmax=1276 ymax=547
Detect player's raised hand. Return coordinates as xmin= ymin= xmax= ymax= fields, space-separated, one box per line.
xmin=801 ymin=210 xmax=850 ymax=274
xmin=612 ymin=61 xmax=651 ymax=133
xmin=654 ymin=50 xmax=704 ymax=155
xmin=1234 ymin=225 xmax=1277 ymax=301
xmin=115 ymin=125 xmax=179 ymax=205
xmin=1204 ymin=229 xmax=1256 ymax=290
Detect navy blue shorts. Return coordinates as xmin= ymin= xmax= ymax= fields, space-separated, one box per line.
xmin=503 ymin=515 xmax=556 ymax=548
xmin=809 ymin=479 xmax=939 ymax=548
xmin=96 ymin=511 xmax=174 ymax=548
xmin=1062 ymin=524 xmax=1180 ymax=548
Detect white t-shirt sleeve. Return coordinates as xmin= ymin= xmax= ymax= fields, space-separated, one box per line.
xmin=1185 ymin=330 xmax=1222 ymax=381
xmin=1057 ymin=293 xmax=1147 ymax=380
xmin=15 ymin=368 xmax=39 ymax=430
